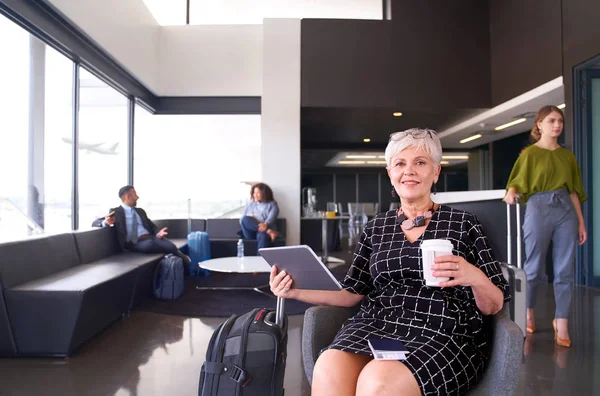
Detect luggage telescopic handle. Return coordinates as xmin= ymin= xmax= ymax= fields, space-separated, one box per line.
xmin=506 ymin=197 xmax=522 ymax=269
xmin=276 ymin=297 xmax=285 ymax=327
xmin=187 ymin=198 xmax=192 ymax=235
xmin=515 ymin=197 xmax=522 ymax=269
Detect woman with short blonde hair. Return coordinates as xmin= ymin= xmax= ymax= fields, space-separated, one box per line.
xmin=271 ymin=128 xmax=508 ymax=395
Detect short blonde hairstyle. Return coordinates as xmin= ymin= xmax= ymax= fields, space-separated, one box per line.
xmin=385 ymin=128 xmax=442 ymax=168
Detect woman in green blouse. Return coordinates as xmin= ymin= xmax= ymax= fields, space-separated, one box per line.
xmin=505 ymin=105 xmax=587 ymax=348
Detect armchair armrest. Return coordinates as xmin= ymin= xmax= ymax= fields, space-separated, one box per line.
xmin=468 ymin=305 xmax=523 ymax=396
xmin=302 ymin=305 xmax=359 ymax=384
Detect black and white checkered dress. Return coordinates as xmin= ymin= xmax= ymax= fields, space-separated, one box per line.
xmin=327 ymin=205 xmax=509 ymax=396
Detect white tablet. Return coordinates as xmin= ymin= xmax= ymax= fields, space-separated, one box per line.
xmin=258 ymin=245 xmax=342 ymax=291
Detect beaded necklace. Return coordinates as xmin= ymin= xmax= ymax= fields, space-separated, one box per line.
xmin=396 ymin=203 xmax=435 ymax=230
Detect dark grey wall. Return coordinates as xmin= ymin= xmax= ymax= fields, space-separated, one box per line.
xmin=301 ymin=0 xmax=491 ymax=109
xmin=489 ymin=0 xmax=562 ymax=106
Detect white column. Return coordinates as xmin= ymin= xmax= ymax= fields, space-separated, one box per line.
xmin=261 ymin=19 xmax=301 ymax=245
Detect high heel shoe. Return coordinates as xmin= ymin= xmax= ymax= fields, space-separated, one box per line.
xmin=526 ymin=324 xmax=536 ymax=334
xmin=553 ymin=319 xmax=571 ymax=348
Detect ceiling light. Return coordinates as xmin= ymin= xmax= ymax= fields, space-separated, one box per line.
xmin=460 ymin=134 xmax=482 ymax=144
xmin=366 ymin=160 xmax=387 ymax=165
xmin=557 ymin=103 xmax=566 ymax=109
xmin=377 ymin=155 xmax=385 ymax=159
xmin=494 ymin=118 xmax=527 ymax=131
xmin=440 ymin=161 xmax=450 ymax=165
xmin=441 ymin=155 xmax=469 ymax=160
xmin=363 ymin=138 xmax=371 ymax=142
xmin=338 ymin=160 xmax=366 ymax=165
xmin=393 ymin=112 xmax=403 ymax=117
xmin=346 ymin=155 xmax=377 ymax=159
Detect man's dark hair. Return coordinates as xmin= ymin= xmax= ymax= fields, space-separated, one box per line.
xmin=119 ymin=185 xmax=134 ymax=199
xmin=250 ymin=183 xmax=275 ymax=202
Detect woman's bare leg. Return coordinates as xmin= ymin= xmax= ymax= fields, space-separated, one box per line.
xmin=312 ymin=349 xmax=372 ymax=396
xmin=356 ymin=360 xmax=422 ymax=396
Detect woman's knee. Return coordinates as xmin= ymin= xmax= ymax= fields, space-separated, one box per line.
xmin=312 ymin=349 xmax=369 ymax=388
xmin=356 ymin=360 xmax=421 ymax=396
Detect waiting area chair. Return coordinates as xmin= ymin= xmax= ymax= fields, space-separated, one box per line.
xmin=302 ymin=304 xmax=523 ymax=396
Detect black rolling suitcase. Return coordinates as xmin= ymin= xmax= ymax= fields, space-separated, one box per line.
xmin=199 ymin=298 xmax=287 ymax=396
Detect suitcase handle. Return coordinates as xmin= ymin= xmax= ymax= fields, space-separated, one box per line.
xmin=506 ymin=197 xmax=522 ymax=268
xmin=276 ymin=297 xmax=285 ymax=327
xmin=187 ymin=198 xmax=192 ymax=235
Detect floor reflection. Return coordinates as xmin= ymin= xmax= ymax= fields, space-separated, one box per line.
xmin=515 ymin=283 xmax=599 ymax=396
xmin=0 ymin=282 xmax=598 ymax=395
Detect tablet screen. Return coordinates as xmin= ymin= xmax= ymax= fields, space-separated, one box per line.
xmin=258 ymin=245 xmax=342 ymax=291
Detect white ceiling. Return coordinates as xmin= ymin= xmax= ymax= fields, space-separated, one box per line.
xmin=438 ymin=77 xmax=564 ymax=149
xmin=142 ymin=0 xmax=382 ymax=25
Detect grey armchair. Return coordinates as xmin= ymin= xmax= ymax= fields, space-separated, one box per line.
xmin=302 ymin=304 xmax=523 ymax=395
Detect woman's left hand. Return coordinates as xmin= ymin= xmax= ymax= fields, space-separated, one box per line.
xmin=578 ymin=223 xmax=587 ymax=245
xmin=431 ymin=255 xmax=485 ymax=288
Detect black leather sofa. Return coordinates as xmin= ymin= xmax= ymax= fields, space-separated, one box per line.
xmin=0 ymin=217 xmax=285 ymax=357
xmin=0 ymin=228 xmax=186 ymax=357
xmin=153 ymin=218 xmax=287 ymax=257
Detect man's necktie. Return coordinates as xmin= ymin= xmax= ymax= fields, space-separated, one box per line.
xmin=130 ymin=211 xmax=139 ymax=243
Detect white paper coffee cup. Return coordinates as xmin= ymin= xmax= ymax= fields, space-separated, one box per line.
xmin=420 ymin=239 xmax=454 ymax=287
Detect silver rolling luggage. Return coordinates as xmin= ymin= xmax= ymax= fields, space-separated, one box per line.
xmin=503 ymin=198 xmax=527 ymax=337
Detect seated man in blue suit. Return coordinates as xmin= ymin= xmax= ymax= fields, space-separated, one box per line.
xmin=93 ymin=185 xmax=190 ymax=264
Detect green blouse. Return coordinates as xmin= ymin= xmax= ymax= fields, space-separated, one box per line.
xmin=506 ymin=145 xmax=587 ymax=204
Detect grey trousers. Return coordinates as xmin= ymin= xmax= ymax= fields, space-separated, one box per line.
xmin=522 ymin=189 xmax=578 ymax=319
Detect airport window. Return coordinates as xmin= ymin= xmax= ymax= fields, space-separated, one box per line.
xmin=77 ymin=68 xmax=129 ymax=229
xmin=134 ymin=106 xmax=261 ymax=219
xmin=0 ymin=16 xmax=32 ymax=242
xmin=43 ymin=46 xmax=75 ymax=234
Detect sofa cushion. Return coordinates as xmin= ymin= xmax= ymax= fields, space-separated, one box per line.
xmin=152 ymin=219 xmax=206 ymax=239
xmin=8 ymin=262 xmax=142 ymax=292
xmin=0 ymin=233 xmax=80 ymax=289
xmin=73 ymin=227 xmax=121 ymax=264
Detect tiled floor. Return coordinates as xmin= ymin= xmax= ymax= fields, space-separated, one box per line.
xmin=0 ymin=283 xmax=598 ymax=395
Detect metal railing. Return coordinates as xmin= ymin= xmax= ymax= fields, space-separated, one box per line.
xmin=0 ymin=197 xmax=44 ymax=235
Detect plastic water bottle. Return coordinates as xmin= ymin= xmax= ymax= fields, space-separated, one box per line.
xmin=237 ymin=239 xmax=244 ymax=258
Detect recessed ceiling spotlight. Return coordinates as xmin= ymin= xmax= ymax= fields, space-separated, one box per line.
xmin=393 ymin=112 xmax=403 ymax=117
xmin=460 ymin=134 xmax=482 ymax=144
xmin=494 ymin=118 xmax=527 ymax=131
xmin=363 ymin=138 xmax=371 ymax=142
xmin=557 ymin=103 xmax=566 ymax=109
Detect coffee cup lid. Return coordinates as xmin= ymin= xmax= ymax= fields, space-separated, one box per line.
xmin=420 ymin=239 xmax=453 ymax=248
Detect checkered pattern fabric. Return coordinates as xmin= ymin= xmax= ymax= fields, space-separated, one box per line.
xmin=327 ymin=205 xmax=509 ymax=395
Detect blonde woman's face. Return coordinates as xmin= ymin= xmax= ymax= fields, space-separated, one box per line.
xmin=387 ymin=147 xmax=440 ymax=201
xmin=537 ymin=111 xmax=564 ymax=138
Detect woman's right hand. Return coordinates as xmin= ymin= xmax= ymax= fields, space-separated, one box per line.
xmin=269 ymin=265 xmax=296 ymax=299
xmin=504 ymin=188 xmax=520 ymax=205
